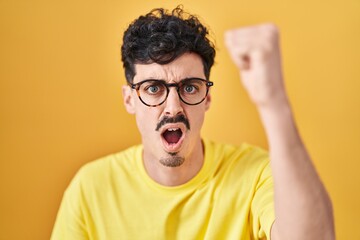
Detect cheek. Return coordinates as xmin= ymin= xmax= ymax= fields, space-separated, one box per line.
xmin=187 ymin=107 xmax=206 ymax=132
xmin=135 ymin=107 xmax=160 ymax=137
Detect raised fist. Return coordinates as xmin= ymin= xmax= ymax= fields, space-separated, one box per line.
xmin=225 ymin=24 xmax=287 ymax=107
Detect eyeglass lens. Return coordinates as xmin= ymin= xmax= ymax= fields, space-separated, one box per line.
xmin=137 ymin=79 xmax=210 ymax=106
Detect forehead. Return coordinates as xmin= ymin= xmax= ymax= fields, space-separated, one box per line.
xmin=133 ymin=53 xmax=205 ymax=83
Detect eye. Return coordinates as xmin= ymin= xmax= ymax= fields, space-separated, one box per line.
xmin=182 ymin=81 xmax=201 ymax=95
xmin=142 ymin=82 xmax=165 ymax=95
xmin=184 ymin=85 xmax=196 ymax=93
xmin=147 ymin=85 xmax=159 ymax=93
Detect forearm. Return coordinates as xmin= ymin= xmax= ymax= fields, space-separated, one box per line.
xmin=258 ymin=97 xmax=335 ymax=239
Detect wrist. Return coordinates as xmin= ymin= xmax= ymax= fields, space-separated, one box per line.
xmin=256 ymin=93 xmax=301 ymax=150
xmin=256 ymin=91 xmax=291 ymax=114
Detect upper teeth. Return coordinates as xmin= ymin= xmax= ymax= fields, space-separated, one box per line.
xmin=168 ymin=128 xmax=179 ymax=131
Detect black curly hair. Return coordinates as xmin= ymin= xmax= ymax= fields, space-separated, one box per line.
xmin=121 ymin=6 xmax=216 ymax=83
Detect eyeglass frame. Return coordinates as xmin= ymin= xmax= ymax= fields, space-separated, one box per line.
xmin=129 ymin=77 xmax=214 ymax=107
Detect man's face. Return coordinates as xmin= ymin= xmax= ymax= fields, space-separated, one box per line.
xmin=122 ymin=53 xmax=211 ymax=167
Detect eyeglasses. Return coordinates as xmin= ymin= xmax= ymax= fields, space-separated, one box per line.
xmin=130 ymin=78 xmax=214 ymax=107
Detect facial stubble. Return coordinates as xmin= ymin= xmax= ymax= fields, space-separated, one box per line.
xmin=159 ymin=152 xmax=185 ymax=167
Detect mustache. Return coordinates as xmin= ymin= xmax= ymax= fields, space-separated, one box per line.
xmin=155 ymin=115 xmax=190 ymax=131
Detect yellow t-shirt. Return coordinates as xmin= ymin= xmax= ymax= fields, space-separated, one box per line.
xmin=51 ymin=139 xmax=275 ymax=240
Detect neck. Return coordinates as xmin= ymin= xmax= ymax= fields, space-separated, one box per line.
xmin=143 ymin=139 xmax=204 ymax=187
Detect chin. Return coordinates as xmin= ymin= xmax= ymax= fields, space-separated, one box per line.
xmin=159 ymin=154 xmax=185 ymax=168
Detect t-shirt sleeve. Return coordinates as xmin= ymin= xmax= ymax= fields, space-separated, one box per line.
xmin=51 ymin=170 xmax=89 ymax=240
xmin=251 ymin=160 xmax=275 ymax=239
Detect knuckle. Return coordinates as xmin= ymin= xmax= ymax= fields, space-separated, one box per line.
xmin=260 ymin=23 xmax=279 ymax=37
xmin=266 ymin=23 xmax=279 ymax=32
xmin=261 ymin=23 xmax=279 ymax=43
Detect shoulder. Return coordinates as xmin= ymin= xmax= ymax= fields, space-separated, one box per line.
xmin=205 ymin=139 xmax=271 ymax=181
xmin=206 ymin=139 xmax=269 ymax=165
xmin=83 ymin=144 xmax=140 ymax=173
xmin=68 ymin=144 xmax=142 ymax=192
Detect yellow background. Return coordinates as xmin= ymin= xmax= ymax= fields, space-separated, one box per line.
xmin=0 ymin=0 xmax=359 ymax=239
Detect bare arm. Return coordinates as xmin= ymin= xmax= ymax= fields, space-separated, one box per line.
xmin=225 ymin=24 xmax=335 ymax=240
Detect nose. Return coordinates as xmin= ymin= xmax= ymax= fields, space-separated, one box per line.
xmin=164 ymin=87 xmax=184 ymax=116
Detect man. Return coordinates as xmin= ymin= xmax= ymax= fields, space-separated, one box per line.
xmin=51 ymin=6 xmax=335 ymax=240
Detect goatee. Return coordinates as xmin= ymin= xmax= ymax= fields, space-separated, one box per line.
xmin=159 ymin=155 xmax=185 ymax=167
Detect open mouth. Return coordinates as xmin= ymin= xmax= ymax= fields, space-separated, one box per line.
xmin=162 ymin=128 xmax=183 ymax=144
xmin=160 ymin=126 xmax=185 ymax=152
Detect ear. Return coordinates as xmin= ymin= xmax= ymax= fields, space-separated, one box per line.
xmin=122 ymin=85 xmax=136 ymax=114
xmin=205 ymin=92 xmax=211 ymax=111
